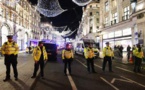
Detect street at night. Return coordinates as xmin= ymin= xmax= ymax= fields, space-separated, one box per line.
xmin=0 ymin=52 xmax=144 ymax=90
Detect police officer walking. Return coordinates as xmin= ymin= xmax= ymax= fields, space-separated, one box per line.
xmin=84 ymin=44 xmax=96 ymax=73
xmin=102 ymin=42 xmax=114 ymax=72
xmin=133 ymin=44 xmax=144 ymax=73
xmin=62 ymin=43 xmax=74 ymax=76
xmin=1 ymin=35 xmax=19 ymax=82
xmin=31 ymin=41 xmax=48 ymax=79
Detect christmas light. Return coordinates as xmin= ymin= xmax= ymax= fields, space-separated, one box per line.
xmin=37 ymin=0 xmax=66 ymax=17
xmin=6 ymin=0 xmax=20 ymax=5
xmin=72 ymin=0 xmax=92 ymax=6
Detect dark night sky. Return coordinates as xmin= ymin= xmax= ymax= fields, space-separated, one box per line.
xmin=28 ymin=0 xmax=83 ymax=38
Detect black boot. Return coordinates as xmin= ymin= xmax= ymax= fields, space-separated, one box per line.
xmin=3 ymin=78 xmax=10 ymax=82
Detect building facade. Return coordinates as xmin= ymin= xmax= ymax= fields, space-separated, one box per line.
xmin=99 ymin=0 xmax=145 ymax=50
xmin=79 ymin=0 xmax=145 ymax=50
xmin=0 ymin=0 xmax=41 ymax=50
xmin=80 ymin=1 xmax=100 ymax=41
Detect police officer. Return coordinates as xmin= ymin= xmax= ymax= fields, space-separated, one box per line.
xmin=31 ymin=41 xmax=48 ymax=79
xmin=62 ymin=43 xmax=74 ymax=76
xmin=84 ymin=44 xmax=96 ymax=73
xmin=133 ymin=44 xmax=144 ymax=73
xmin=102 ymin=42 xmax=114 ymax=72
xmin=1 ymin=35 xmax=19 ymax=81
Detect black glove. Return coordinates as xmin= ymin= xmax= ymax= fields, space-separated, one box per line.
xmin=112 ymin=57 xmax=114 ymax=59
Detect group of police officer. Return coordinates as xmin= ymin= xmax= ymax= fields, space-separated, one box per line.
xmin=2 ymin=34 xmax=143 ymax=82
xmin=62 ymin=42 xmax=144 ymax=75
xmin=61 ymin=42 xmax=114 ymax=75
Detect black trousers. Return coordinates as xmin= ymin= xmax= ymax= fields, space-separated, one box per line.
xmin=102 ymin=56 xmax=112 ymax=71
xmin=127 ymin=51 xmax=130 ymax=61
xmin=4 ymin=54 xmax=18 ymax=79
xmin=86 ymin=58 xmax=95 ymax=72
xmin=134 ymin=57 xmax=142 ymax=72
xmin=33 ymin=60 xmax=44 ymax=77
xmin=64 ymin=59 xmax=72 ymax=74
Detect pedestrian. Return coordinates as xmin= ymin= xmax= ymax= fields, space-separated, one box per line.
xmin=127 ymin=45 xmax=131 ymax=62
xmin=102 ymin=42 xmax=114 ymax=72
xmin=31 ymin=41 xmax=48 ymax=79
xmin=62 ymin=43 xmax=74 ymax=76
xmin=133 ymin=44 xmax=144 ymax=73
xmin=1 ymin=35 xmax=19 ymax=82
xmin=84 ymin=44 xmax=96 ymax=73
xmin=119 ymin=45 xmax=124 ymax=57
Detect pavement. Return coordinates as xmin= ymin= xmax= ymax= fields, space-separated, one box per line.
xmin=0 ymin=52 xmax=36 ymax=90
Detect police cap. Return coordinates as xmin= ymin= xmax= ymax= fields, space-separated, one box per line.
xmin=106 ymin=42 xmax=109 ymax=44
xmin=38 ymin=41 xmax=43 ymax=45
xmin=7 ymin=35 xmax=13 ymax=39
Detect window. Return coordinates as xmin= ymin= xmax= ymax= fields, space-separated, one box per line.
xmin=112 ymin=12 xmax=118 ymax=24
xmin=123 ymin=6 xmax=130 ymax=20
xmin=90 ymin=12 xmax=92 ymax=16
xmin=89 ymin=27 xmax=92 ymax=33
xmin=97 ymin=26 xmax=99 ymax=29
xmin=97 ymin=18 xmax=99 ymax=23
xmin=90 ymin=5 xmax=92 ymax=8
xmin=96 ymin=12 xmax=99 ymax=15
xmin=105 ymin=17 xmax=109 ymax=26
xmin=105 ymin=1 xmax=109 ymax=12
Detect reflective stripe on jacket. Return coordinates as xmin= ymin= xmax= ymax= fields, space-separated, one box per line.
xmin=33 ymin=46 xmax=48 ymax=61
xmin=103 ymin=46 xmax=114 ymax=57
xmin=84 ymin=47 xmax=95 ymax=59
xmin=133 ymin=48 xmax=144 ymax=59
xmin=62 ymin=49 xmax=73 ymax=59
xmin=1 ymin=41 xmax=19 ymax=55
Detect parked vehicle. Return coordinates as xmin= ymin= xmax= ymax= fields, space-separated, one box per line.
xmin=43 ymin=42 xmax=57 ymax=61
xmin=74 ymin=39 xmax=100 ymax=58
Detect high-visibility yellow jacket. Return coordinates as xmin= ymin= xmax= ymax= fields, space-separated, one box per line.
xmin=62 ymin=49 xmax=74 ymax=60
xmin=1 ymin=41 xmax=19 ymax=55
xmin=84 ymin=47 xmax=95 ymax=59
xmin=103 ymin=46 xmax=114 ymax=57
xmin=133 ymin=48 xmax=144 ymax=58
xmin=33 ymin=46 xmax=48 ymax=61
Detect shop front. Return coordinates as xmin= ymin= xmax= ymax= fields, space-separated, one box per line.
xmin=103 ymin=28 xmax=132 ymax=50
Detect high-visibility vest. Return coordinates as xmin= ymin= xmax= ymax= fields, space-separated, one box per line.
xmin=33 ymin=46 xmax=48 ymax=61
xmin=84 ymin=48 xmax=95 ymax=59
xmin=1 ymin=41 xmax=19 ymax=55
xmin=62 ymin=49 xmax=73 ymax=59
xmin=103 ymin=46 xmax=114 ymax=57
xmin=133 ymin=48 xmax=144 ymax=58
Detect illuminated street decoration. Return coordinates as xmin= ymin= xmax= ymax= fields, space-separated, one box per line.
xmin=62 ymin=29 xmax=77 ymax=37
xmin=72 ymin=0 xmax=92 ymax=6
xmin=6 ymin=0 xmax=20 ymax=5
xmin=37 ymin=0 xmax=66 ymax=17
xmin=54 ymin=26 xmax=67 ymax=33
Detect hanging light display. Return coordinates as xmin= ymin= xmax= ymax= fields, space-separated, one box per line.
xmin=72 ymin=0 xmax=92 ymax=6
xmin=37 ymin=0 xmax=66 ymax=17
xmin=6 ymin=0 xmax=20 ymax=5
xmin=54 ymin=26 xmax=67 ymax=33
xmin=62 ymin=29 xmax=77 ymax=37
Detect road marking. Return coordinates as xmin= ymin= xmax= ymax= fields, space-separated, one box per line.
xmin=76 ymin=59 xmax=87 ymax=68
xmin=100 ymin=77 xmax=119 ymax=90
xmin=94 ymin=64 xmax=102 ymax=68
xmin=116 ymin=66 xmax=145 ymax=77
xmin=120 ymin=76 xmax=145 ymax=88
xmin=67 ymin=69 xmax=77 ymax=90
xmin=111 ymin=78 xmax=133 ymax=84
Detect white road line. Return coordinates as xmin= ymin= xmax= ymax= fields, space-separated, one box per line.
xmin=100 ymin=77 xmax=119 ymax=90
xmin=120 ymin=76 xmax=145 ymax=88
xmin=116 ymin=66 xmax=145 ymax=77
xmin=67 ymin=69 xmax=77 ymax=90
xmin=94 ymin=64 xmax=102 ymax=68
xmin=76 ymin=59 xmax=87 ymax=68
